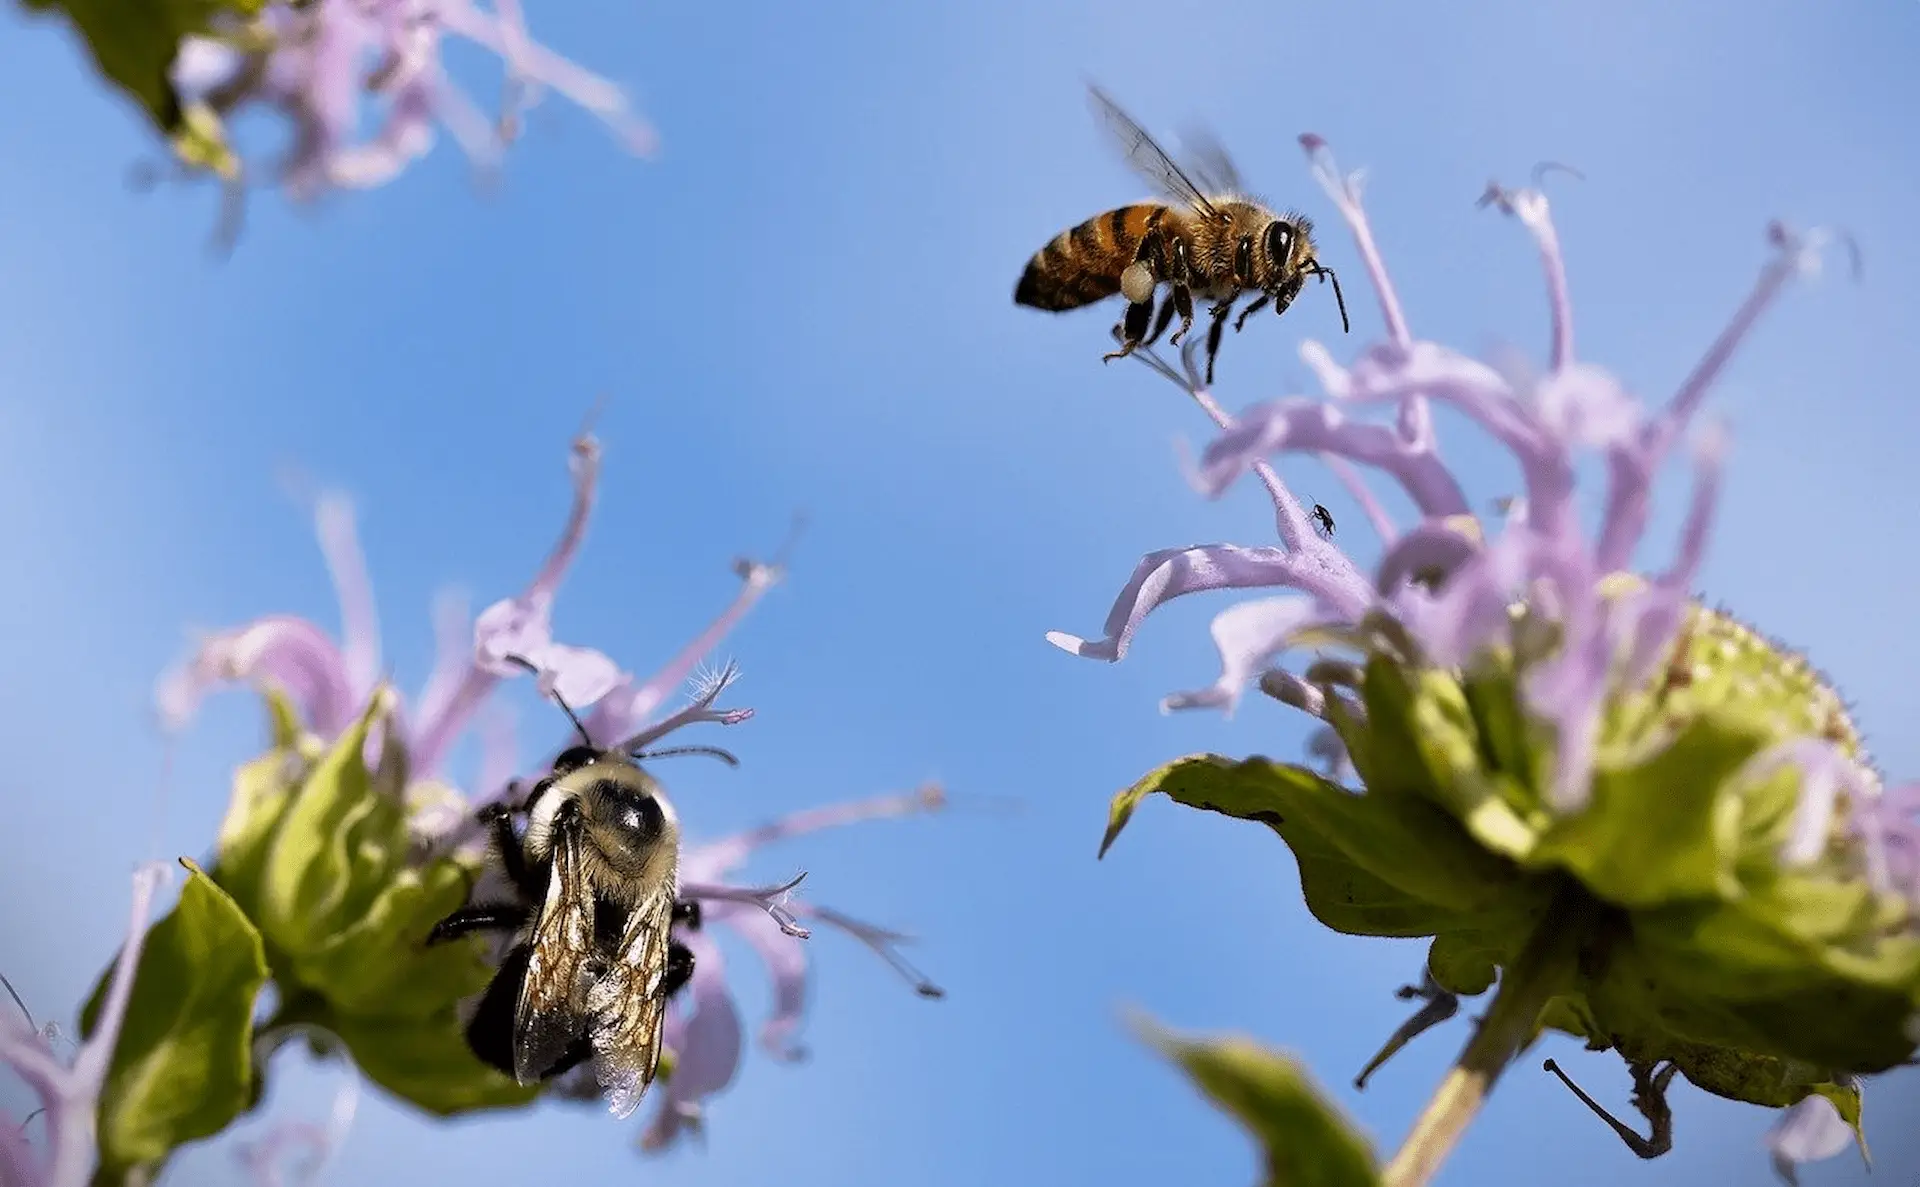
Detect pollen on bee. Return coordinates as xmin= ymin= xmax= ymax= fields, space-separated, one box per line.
xmin=1121 ymin=262 xmax=1155 ymax=304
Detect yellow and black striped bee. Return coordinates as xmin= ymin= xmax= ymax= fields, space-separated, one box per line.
xmin=428 ymin=682 xmax=710 ymax=1117
xmin=1015 ymin=85 xmax=1349 ymax=384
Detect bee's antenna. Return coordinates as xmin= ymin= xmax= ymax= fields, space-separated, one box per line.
xmin=630 ymin=744 xmax=741 ymax=767
xmin=0 ymin=972 xmax=34 ymax=1030
xmin=1313 ymin=264 xmax=1352 ymax=334
xmin=502 ymin=654 xmax=594 ymax=748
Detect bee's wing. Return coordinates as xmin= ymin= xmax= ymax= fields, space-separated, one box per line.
xmin=512 ymin=817 xmax=597 ymax=1084
xmin=1088 ymin=85 xmax=1221 ymax=221
xmin=1177 ymin=124 xmax=1247 ymax=199
xmin=585 ymin=880 xmax=677 ymax=1118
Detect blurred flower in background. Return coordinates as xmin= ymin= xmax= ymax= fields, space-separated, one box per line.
xmin=19 ymin=0 xmax=653 ymax=243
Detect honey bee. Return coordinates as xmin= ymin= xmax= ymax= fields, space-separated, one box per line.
xmin=1015 ymin=86 xmax=1349 ymax=384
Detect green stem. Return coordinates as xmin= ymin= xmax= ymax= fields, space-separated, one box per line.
xmin=1379 ymin=885 xmax=1599 ymax=1187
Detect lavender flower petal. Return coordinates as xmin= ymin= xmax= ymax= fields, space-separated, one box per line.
xmin=1195 ymin=398 xmax=1468 ymax=523
xmin=582 ymin=558 xmax=785 ymax=749
xmin=1764 ymin=1090 xmax=1860 ymax=1185
xmin=1161 ymin=597 xmax=1321 ymax=715
xmin=1045 ymin=544 xmax=1340 ymax=663
xmin=156 ymin=616 xmax=354 ymax=736
xmin=712 ymin=904 xmax=810 ymax=1061
xmin=409 ymin=434 xmax=602 ymax=775
xmin=642 ymin=929 xmax=742 ymax=1149
xmin=314 ymin=491 xmax=380 ymax=706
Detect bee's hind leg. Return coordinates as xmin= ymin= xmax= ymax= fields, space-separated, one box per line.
xmin=1142 ymin=292 xmax=1179 ymax=347
xmin=1102 ymin=297 xmax=1156 ymax=363
xmin=1165 ymin=284 xmax=1196 ymax=347
xmin=426 ymin=902 xmax=531 ymax=946
xmin=1203 ymin=300 xmax=1234 ymax=385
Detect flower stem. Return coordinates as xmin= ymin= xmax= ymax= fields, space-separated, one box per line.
xmin=1379 ymin=884 xmax=1599 ymax=1187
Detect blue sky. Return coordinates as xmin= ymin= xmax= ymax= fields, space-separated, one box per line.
xmin=2 ymin=1 xmax=1917 ymax=1184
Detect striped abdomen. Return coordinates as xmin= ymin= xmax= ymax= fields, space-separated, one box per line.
xmin=1014 ymin=204 xmax=1167 ymax=311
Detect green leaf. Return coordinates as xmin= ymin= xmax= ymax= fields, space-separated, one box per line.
xmin=1426 ymin=929 xmax=1502 ymax=997
xmin=1609 ymin=880 xmax=1920 ymax=1073
xmin=1103 ymin=755 xmax=1528 ymax=936
xmin=1133 ymin=1015 xmax=1378 ymax=1187
xmin=1530 ymin=715 xmax=1764 ymax=908
xmin=19 ymin=0 xmax=261 ymax=132
xmin=293 ymin=857 xmax=495 ymax=1021
xmin=257 ymin=692 xmax=405 ymax=956
xmin=79 ymin=859 xmax=269 ymax=1183
xmin=209 ymin=691 xmax=314 ymax=920
xmin=329 ymin=1010 xmax=541 ymax=1116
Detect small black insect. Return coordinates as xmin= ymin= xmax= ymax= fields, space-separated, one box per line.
xmin=1310 ymin=503 xmax=1336 ymax=540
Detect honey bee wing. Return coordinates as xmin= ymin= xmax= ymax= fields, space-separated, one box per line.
xmin=1087 ymin=85 xmax=1222 ymax=221
xmin=1177 ymin=124 xmax=1246 ymax=198
xmin=511 ymin=817 xmax=597 ymax=1085
xmin=585 ymin=883 xmax=677 ymax=1118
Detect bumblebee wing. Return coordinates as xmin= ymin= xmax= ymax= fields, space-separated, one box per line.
xmin=1177 ymin=124 xmax=1247 ymax=198
xmin=585 ymin=881 xmax=677 ymax=1118
xmin=1089 ymin=85 xmax=1221 ymax=221
xmin=512 ymin=817 xmax=598 ymax=1084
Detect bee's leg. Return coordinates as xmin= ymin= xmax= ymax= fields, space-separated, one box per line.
xmin=478 ymin=802 xmax=540 ymax=898
xmin=672 ymin=899 xmax=704 ymax=931
xmin=1102 ymin=297 xmax=1155 ymax=362
xmin=662 ymin=938 xmax=697 ymax=999
xmin=1203 ymin=300 xmax=1235 ymax=385
xmin=1166 ymin=284 xmax=1196 ymax=347
xmin=1142 ymin=292 xmax=1180 ymax=347
xmin=1234 ymin=292 xmax=1272 ymax=332
xmin=427 ymin=901 xmax=531 ymax=946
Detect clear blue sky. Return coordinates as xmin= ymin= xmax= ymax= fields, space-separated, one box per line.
xmin=2 ymin=1 xmax=1917 ymax=1184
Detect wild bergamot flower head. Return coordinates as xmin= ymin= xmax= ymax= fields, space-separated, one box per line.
xmin=1062 ymin=136 xmax=1915 ymax=1183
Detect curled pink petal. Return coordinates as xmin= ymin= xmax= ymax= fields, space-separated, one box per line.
xmin=1197 ymin=397 xmax=1469 ymax=522
xmin=156 ymin=616 xmax=354 ymax=736
xmin=1047 ymin=544 xmax=1345 ymax=664
xmin=1161 ymin=597 xmax=1321 ymax=715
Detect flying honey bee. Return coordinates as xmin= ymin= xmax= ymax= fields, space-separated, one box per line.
xmin=1015 ymin=86 xmax=1349 ymax=385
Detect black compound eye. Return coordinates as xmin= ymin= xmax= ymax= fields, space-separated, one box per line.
xmin=1234 ymin=235 xmax=1254 ymax=284
xmin=1265 ymin=221 xmax=1295 ymax=264
xmin=551 ymin=745 xmax=601 ymax=775
xmin=596 ymin=781 xmax=665 ymax=844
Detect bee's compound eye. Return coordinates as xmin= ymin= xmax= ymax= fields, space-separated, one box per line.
xmin=606 ymin=789 xmax=666 ymax=845
xmin=552 ymin=745 xmax=600 ymax=774
xmin=1265 ymin=221 xmax=1295 ymax=262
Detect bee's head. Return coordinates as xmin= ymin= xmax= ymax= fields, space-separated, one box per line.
xmin=569 ymin=763 xmax=681 ymax=877
xmin=1263 ymin=215 xmax=1348 ymax=334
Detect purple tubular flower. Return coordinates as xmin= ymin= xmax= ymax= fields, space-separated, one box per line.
xmin=167 ymin=1 xmax=654 ymax=201
xmin=1055 ymin=133 xmax=1835 ymax=816
xmin=632 ymin=786 xmax=947 ymax=1152
xmin=157 ymin=434 xmax=621 ymax=792
xmin=0 ymin=864 xmax=167 ymax=1187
